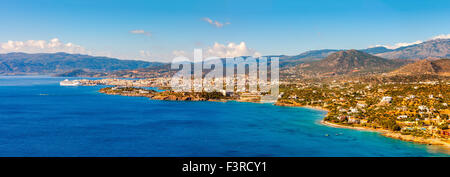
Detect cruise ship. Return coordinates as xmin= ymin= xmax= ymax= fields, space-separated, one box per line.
xmin=59 ymin=79 xmax=81 ymax=86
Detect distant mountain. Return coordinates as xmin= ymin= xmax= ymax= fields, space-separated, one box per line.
xmin=5 ymin=38 xmax=446 ymax=77
xmin=298 ymin=50 xmax=408 ymax=76
xmin=0 ymin=52 xmax=163 ymax=75
xmin=279 ymin=49 xmax=340 ymax=67
xmin=376 ymin=39 xmax=450 ymax=59
xmin=56 ymin=64 xmax=174 ymax=78
xmin=282 ymin=39 xmax=450 ymax=64
xmin=390 ymin=59 xmax=450 ymax=76
xmin=56 ymin=69 xmax=108 ymax=77
xmin=360 ymin=46 xmax=394 ymax=54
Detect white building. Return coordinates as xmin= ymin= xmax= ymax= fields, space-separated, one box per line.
xmin=418 ymin=105 xmax=428 ymax=111
xmin=397 ymin=115 xmax=408 ymax=119
xmin=349 ymin=107 xmax=359 ymax=113
xmin=380 ymin=96 xmax=392 ymax=104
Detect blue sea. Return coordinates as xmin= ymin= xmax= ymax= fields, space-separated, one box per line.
xmin=0 ymin=76 xmax=448 ymax=157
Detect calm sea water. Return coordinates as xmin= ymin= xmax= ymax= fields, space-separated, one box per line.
xmin=0 ymin=76 xmax=448 ymax=157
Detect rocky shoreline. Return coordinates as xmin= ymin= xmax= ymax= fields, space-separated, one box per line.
xmin=99 ymin=87 xmax=228 ymax=102
xmin=320 ymin=120 xmax=389 ymax=134
xmin=382 ymin=132 xmax=450 ymax=147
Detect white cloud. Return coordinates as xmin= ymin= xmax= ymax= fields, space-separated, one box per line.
xmin=130 ymin=29 xmax=151 ymax=37
xmin=371 ymin=40 xmax=423 ymax=49
xmin=202 ymin=17 xmax=230 ymax=28
xmin=430 ymin=34 xmax=450 ymax=40
xmin=0 ymin=38 xmax=131 ymax=60
xmin=169 ymin=42 xmax=261 ymax=60
xmin=0 ymin=38 xmax=89 ymax=54
xmin=205 ymin=42 xmax=261 ymax=58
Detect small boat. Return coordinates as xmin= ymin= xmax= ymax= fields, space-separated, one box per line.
xmin=60 ymin=79 xmax=81 ymax=86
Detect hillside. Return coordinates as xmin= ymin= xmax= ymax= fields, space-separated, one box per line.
xmin=360 ymin=46 xmax=393 ymax=54
xmin=390 ymin=59 xmax=450 ymax=76
xmin=297 ymin=50 xmax=408 ymax=76
xmin=0 ymin=52 xmax=163 ymax=75
xmin=376 ymin=39 xmax=450 ymax=59
xmin=279 ymin=49 xmax=340 ymax=67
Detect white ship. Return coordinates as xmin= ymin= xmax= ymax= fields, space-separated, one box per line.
xmin=60 ymin=79 xmax=81 ymax=86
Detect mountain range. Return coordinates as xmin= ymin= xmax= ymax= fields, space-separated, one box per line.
xmin=376 ymin=39 xmax=450 ymax=59
xmin=0 ymin=38 xmax=449 ymax=77
xmin=0 ymin=52 xmax=163 ymax=75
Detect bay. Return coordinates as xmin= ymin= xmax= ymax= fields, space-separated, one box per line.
xmin=0 ymin=76 xmax=447 ymax=157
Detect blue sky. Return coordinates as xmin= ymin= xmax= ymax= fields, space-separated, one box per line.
xmin=0 ymin=0 xmax=449 ymax=61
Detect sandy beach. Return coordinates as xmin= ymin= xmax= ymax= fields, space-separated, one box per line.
xmin=320 ymin=120 xmax=389 ymax=134
xmin=321 ymin=120 xmax=450 ymax=148
xmin=273 ymin=101 xmax=450 ymax=150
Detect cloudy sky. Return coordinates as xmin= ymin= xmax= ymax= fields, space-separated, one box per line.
xmin=0 ymin=0 xmax=449 ymax=62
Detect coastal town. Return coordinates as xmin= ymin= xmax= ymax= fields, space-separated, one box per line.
xmin=277 ymin=78 xmax=450 ymax=145
xmin=73 ymin=75 xmax=266 ymax=103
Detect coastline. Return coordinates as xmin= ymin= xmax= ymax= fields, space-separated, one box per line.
xmin=321 ymin=120 xmax=450 ymax=149
xmin=299 ymin=105 xmax=329 ymax=112
xmin=274 ymin=101 xmax=329 ymax=112
xmin=319 ymin=120 xmax=389 ymax=134
xmin=274 ymin=101 xmax=450 ymax=150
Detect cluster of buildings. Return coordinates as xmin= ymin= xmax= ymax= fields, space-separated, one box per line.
xmin=278 ymin=80 xmax=450 ymax=138
xmin=172 ymin=74 xmax=274 ymax=95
